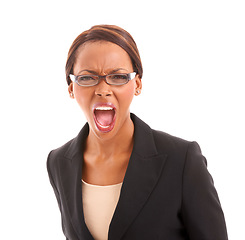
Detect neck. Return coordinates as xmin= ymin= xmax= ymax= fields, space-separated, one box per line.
xmin=85 ymin=116 xmax=134 ymax=159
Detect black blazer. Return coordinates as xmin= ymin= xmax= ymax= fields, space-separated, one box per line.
xmin=47 ymin=114 xmax=228 ymax=240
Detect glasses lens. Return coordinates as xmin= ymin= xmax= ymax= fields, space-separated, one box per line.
xmin=76 ymin=75 xmax=98 ymax=86
xmin=107 ymin=74 xmax=129 ymax=85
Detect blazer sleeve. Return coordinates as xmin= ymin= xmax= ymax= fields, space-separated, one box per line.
xmin=47 ymin=151 xmax=68 ymax=238
xmin=181 ymin=142 xmax=228 ymax=240
xmin=47 ymin=151 xmax=62 ymax=211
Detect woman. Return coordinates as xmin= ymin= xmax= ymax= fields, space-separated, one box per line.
xmin=47 ymin=25 xmax=228 ymax=240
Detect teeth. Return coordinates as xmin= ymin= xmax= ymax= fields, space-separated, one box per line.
xmin=95 ymin=106 xmax=113 ymax=111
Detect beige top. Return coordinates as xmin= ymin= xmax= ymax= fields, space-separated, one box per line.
xmin=82 ymin=180 xmax=122 ymax=240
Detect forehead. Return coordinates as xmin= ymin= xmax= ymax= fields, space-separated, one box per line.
xmin=73 ymin=41 xmax=133 ymax=74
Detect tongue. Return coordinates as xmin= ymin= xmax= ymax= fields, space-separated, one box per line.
xmin=95 ymin=110 xmax=114 ymax=126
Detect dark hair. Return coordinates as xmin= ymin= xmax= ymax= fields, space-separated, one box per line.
xmin=65 ymin=25 xmax=143 ymax=85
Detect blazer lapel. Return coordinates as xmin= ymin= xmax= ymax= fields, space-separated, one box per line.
xmin=61 ymin=124 xmax=94 ymax=239
xmin=59 ymin=114 xmax=167 ymax=240
xmin=108 ymin=114 xmax=168 ymax=239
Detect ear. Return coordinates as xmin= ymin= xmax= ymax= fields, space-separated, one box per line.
xmin=135 ymin=74 xmax=142 ymax=96
xmin=68 ymin=82 xmax=75 ymax=99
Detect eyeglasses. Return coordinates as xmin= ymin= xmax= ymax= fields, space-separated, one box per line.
xmin=69 ymin=72 xmax=136 ymax=87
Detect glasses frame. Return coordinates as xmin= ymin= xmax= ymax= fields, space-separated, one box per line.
xmin=69 ymin=72 xmax=137 ymax=87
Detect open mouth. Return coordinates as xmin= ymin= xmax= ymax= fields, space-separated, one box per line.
xmin=93 ymin=103 xmax=116 ymax=133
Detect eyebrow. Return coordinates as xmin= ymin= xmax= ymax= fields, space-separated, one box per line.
xmin=110 ymin=68 xmax=128 ymax=74
xmin=77 ymin=68 xmax=128 ymax=75
xmin=77 ymin=69 xmax=97 ymax=75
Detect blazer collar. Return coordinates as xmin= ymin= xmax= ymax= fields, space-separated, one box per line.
xmin=62 ymin=113 xmax=167 ymax=239
xmin=64 ymin=113 xmax=158 ymax=159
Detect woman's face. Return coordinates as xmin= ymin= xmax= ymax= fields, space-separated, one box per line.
xmin=69 ymin=41 xmax=142 ymax=140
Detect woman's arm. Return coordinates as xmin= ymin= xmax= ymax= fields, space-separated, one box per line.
xmin=47 ymin=151 xmax=68 ymax=239
xmin=181 ymin=142 xmax=228 ymax=239
xmin=47 ymin=151 xmax=62 ymax=211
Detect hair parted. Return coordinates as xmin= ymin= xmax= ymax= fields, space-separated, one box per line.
xmin=65 ymin=25 xmax=143 ymax=85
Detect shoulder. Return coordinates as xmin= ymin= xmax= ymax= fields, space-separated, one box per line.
xmin=47 ymin=122 xmax=89 ymax=171
xmin=152 ymin=129 xmax=190 ymax=149
xmin=47 ymin=138 xmax=74 ymax=173
xmin=152 ymin=129 xmax=205 ymax=164
xmin=48 ymin=138 xmax=74 ymax=161
xmin=132 ymin=113 xmax=202 ymax=159
xmin=132 ymin=113 xmax=191 ymax=149
xmin=152 ymin=128 xmax=197 ymax=155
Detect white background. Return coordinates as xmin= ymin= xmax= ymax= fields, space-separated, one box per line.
xmin=1 ymin=0 xmax=244 ymax=239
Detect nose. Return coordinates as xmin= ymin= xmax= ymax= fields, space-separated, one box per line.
xmin=95 ymin=80 xmax=113 ymax=97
